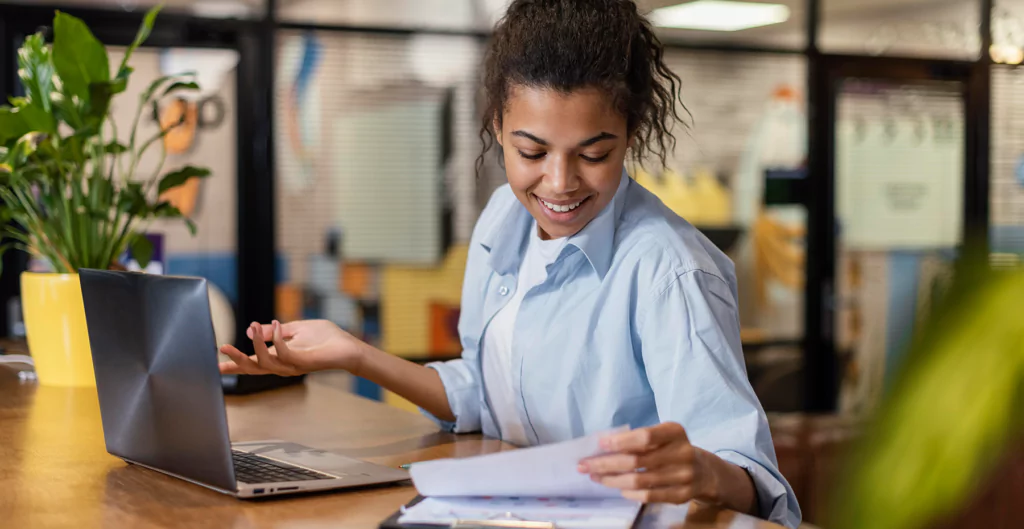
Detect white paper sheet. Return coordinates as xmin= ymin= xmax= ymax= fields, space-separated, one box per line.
xmin=398 ymin=497 xmax=642 ymax=529
xmin=409 ymin=428 xmax=626 ymax=498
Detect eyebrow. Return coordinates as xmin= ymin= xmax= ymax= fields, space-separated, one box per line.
xmin=511 ymin=130 xmax=618 ymax=147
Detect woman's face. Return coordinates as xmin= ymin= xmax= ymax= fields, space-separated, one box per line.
xmin=497 ymin=86 xmax=631 ymax=240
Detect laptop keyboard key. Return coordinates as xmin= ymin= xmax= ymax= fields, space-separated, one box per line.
xmin=232 ymin=450 xmax=338 ymax=484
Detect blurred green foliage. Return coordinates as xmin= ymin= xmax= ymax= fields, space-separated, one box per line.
xmin=829 ymin=265 xmax=1024 ymax=529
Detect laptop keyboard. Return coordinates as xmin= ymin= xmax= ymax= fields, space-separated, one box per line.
xmin=232 ymin=450 xmax=338 ymax=484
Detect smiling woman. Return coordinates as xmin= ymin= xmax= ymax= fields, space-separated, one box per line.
xmin=478 ymin=0 xmax=687 ymax=240
xmin=222 ymin=2 xmax=800 ymax=527
xmin=498 ymin=87 xmax=631 ymax=239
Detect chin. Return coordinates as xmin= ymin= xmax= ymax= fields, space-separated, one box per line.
xmin=535 ymin=218 xmax=584 ymax=239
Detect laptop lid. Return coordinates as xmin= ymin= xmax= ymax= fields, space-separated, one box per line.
xmin=79 ymin=269 xmax=237 ymax=493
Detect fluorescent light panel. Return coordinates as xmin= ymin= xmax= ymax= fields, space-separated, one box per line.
xmin=651 ymin=0 xmax=790 ymax=32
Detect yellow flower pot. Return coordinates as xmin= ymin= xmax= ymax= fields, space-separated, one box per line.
xmin=20 ymin=272 xmax=95 ymax=387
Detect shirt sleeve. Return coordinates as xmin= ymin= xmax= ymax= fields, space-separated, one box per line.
xmin=423 ymin=358 xmax=481 ymax=433
xmin=421 ymin=251 xmax=484 ymax=432
xmin=418 ymin=192 xmax=499 ymax=432
xmin=638 ymin=269 xmax=802 ymax=529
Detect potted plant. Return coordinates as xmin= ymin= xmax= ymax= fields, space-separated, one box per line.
xmin=0 ymin=6 xmax=211 ymax=387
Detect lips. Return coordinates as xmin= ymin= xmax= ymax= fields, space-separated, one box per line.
xmin=533 ymin=194 xmax=591 ymax=223
xmin=540 ymin=198 xmax=583 ymax=213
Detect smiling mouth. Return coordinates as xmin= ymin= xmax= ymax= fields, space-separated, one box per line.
xmin=537 ymin=196 xmax=589 ymax=213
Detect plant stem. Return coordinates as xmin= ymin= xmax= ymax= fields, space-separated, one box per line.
xmin=147 ymin=140 xmax=168 ymax=196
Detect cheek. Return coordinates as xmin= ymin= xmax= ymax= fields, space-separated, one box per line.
xmin=503 ymin=157 xmax=538 ymax=195
xmin=582 ymin=166 xmax=624 ymax=196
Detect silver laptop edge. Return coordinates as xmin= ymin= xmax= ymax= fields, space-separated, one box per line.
xmin=79 ymin=269 xmax=409 ymax=498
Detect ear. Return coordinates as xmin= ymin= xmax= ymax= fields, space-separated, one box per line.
xmin=493 ymin=114 xmax=503 ymax=147
xmin=626 ymin=133 xmax=637 ymax=150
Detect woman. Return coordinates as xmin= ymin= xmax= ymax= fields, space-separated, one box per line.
xmin=221 ymin=1 xmax=800 ymax=526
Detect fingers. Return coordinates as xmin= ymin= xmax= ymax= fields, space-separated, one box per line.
xmin=219 ymin=344 xmax=267 ymax=375
xmin=250 ymin=322 xmax=289 ymax=373
xmin=270 ymin=320 xmax=297 ymax=364
xmin=583 ymin=424 xmax=696 ymax=504
xmin=580 ymin=442 xmax=695 ymax=475
xmin=621 ymin=486 xmax=694 ymax=505
xmin=600 ymin=422 xmax=688 ymax=454
xmin=246 ymin=321 xmax=297 ymax=341
xmin=593 ymin=466 xmax=694 ymax=490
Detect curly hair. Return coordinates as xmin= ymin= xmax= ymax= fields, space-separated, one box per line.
xmin=478 ymin=0 xmax=688 ymax=174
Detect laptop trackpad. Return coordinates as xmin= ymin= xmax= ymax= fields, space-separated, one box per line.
xmin=232 ymin=440 xmax=394 ymax=477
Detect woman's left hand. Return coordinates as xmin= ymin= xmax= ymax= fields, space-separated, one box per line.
xmin=578 ymin=422 xmax=711 ymax=504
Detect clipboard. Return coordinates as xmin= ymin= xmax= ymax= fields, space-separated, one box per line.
xmin=378 ymin=495 xmax=646 ymax=529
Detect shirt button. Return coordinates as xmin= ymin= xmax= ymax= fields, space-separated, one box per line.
xmin=499 ymin=286 xmax=509 ymax=296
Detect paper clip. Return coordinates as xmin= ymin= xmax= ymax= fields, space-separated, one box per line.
xmin=450 ymin=511 xmax=556 ymax=529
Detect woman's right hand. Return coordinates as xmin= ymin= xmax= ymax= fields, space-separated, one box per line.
xmin=218 ymin=319 xmax=367 ymax=377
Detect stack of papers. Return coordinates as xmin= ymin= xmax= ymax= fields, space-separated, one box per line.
xmin=402 ymin=429 xmax=641 ymax=529
xmin=399 ymin=497 xmax=642 ymax=529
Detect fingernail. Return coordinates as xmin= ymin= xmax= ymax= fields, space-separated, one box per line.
xmin=577 ymin=463 xmax=589 ymax=473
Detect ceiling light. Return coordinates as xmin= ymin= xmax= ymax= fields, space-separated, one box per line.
xmin=650 ymin=1 xmax=790 ymax=32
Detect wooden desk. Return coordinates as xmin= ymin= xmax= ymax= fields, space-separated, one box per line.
xmin=0 ymin=366 xmax=783 ymax=529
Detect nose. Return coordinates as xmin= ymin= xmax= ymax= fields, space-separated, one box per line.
xmin=543 ymin=154 xmax=580 ymax=195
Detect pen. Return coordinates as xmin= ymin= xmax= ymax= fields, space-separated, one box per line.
xmin=400 ymin=463 xmax=412 ymax=470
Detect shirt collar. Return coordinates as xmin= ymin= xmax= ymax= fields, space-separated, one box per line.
xmin=480 ymin=168 xmax=630 ymax=279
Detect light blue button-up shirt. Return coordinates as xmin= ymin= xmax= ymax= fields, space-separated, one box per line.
xmin=424 ymin=169 xmax=801 ymax=528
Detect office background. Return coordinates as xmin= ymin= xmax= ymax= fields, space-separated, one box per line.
xmin=0 ymin=0 xmax=1016 ymax=417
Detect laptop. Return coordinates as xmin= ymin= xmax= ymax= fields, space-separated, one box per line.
xmin=79 ymin=269 xmax=410 ymax=498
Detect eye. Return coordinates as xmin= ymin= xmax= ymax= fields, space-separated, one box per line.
xmin=580 ymin=152 xmax=611 ymax=163
xmin=518 ymin=150 xmax=546 ymax=160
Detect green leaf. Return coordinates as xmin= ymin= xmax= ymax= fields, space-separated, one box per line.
xmin=117 ymin=182 xmax=147 ymax=216
xmin=85 ymin=81 xmax=117 ymax=129
xmin=110 ymin=65 xmax=133 ymax=95
xmin=151 ymin=202 xmax=200 ymax=237
xmin=16 ymin=33 xmax=54 ymax=114
xmin=129 ymin=73 xmax=193 ymax=148
xmin=0 ymin=108 xmax=29 ymax=145
xmin=141 ymin=74 xmax=193 ymax=107
xmin=0 ymin=104 xmax=54 ymax=142
xmin=0 ymin=242 xmax=13 ymax=278
xmin=162 ymin=81 xmax=200 ymax=97
xmin=88 ymin=174 xmax=114 ymax=211
xmin=52 ymin=11 xmax=110 ymax=103
xmin=129 ymin=233 xmax=154 ymax=269
xmin=104 ymin=141 xmax=128 ymax=155
xmin=152 ymin=201 xmax=182 ymax=218
xmin=119 ymin=5 xmax=161 ymax=74
xmin=60 ymin=133 xmax=86 ymax=168
xmin=829 ymin=268 xmax=1024 ymax=529
xmin=16 ymin=104 xmax=56 ymax=134
xmin=51 ymin=93 xmax=84 ymax=130
xmin=4 ymin=132 xmax=44 ymax=168
xmin=157 ymin=166 xmax=210 ymax=195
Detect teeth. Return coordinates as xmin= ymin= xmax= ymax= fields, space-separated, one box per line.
xmin=541 ymin=199 xmax=582 ymax=213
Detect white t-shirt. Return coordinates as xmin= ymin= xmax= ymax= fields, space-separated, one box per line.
xmin=481 ymin=223 xmax=567 ymax=446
